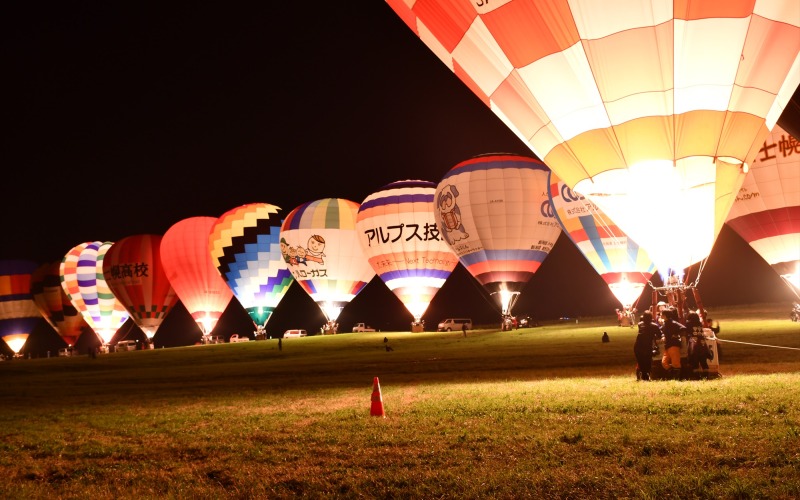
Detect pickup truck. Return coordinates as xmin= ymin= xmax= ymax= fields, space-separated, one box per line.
xmin=352 ymin=323 xmax=376 ymax=333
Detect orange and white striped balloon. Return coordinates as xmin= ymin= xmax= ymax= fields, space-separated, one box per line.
xmin=386 ymin=0 xmax=800 ymax=277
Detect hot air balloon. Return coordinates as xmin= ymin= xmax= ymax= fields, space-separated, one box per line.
xmin=357 ymin=180 xmax=459 ymax=330
xmin=279 ymin=198 xmax=376 ymax=331
xmin=31 ymin=261 xmax=89 ymax=347
xmin=548 ymin=170 xmax=656 ymax=313
xmin=103 ymin=234 xmax=179 ymax=344
xmin=60 ymin=242 xmax=130 ymax=346
xmin=386 ymin=0 xmax=800 ymax=285
xmin=726 ymin=124 xmax=800 ymax=299
xmin=209 ymin=203 xmax=294 ymax=336
xmin=161 ymin=217 xmax=234 ymax=340
xmin=434 ymin=154 xmax=561 ymax=323
xmin=0 ymin=260 xmax=41 ymax=357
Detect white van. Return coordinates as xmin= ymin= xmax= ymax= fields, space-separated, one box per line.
xmin=437 ymin=318 xmax=472 ymax=332
xmin=115 ymin=340 xmax=138 ymax=352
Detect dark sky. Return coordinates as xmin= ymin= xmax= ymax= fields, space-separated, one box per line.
xmin=3 ymin=3 xmax=794 ymax=346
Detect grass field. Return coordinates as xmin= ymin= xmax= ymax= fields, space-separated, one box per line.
xmin=1 ymin=302 xmax=798 ymax=499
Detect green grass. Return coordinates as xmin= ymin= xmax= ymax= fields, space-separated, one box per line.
xmin=1 ymin=302 xmax=799 ymax=499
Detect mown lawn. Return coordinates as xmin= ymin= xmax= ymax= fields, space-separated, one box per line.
xmin=1 ymin=302 xmax=798 ymax=499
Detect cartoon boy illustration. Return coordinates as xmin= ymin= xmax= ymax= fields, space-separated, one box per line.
xmin=305 ymin=234 xmax=326 ymax=265
xmin=436 ymin=184 xmax=468 ymax=245
xmin=295 ymin=246 xmax=308 ymax=266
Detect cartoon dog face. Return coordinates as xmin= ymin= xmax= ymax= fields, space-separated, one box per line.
xmin=436 ymin=183 xmax=469 ymax=244
xmin=437 ymin=184 xmax=459 ymax=214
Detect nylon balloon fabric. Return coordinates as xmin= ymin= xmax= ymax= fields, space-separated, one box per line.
xmin=280 ymin=198 xmax=375 ymax=323
xmin=0 ymin=259 xmax=42 ymax=354
xmin=209 ymin=203 xmax=294 ymax=329
xmin=357 ymin=180 xmax=459 ymax=323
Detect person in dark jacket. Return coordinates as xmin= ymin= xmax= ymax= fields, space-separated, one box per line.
xmin=660 ymin=308 xmax=687 ymax=380
xmin=634 ymin=311 xmax=659 ymax=381
xmin=685 ymin=311 xmax=711 ymax=378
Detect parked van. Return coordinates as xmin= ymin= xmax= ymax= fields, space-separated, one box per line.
xmin=115 ymin=340 xmax=138 ymax=352
xmin=437 ymin=318 xmax=472 ymax=332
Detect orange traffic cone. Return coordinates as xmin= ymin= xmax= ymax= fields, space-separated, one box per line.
xmin=370 ymin=376 xmax=386 ymax=417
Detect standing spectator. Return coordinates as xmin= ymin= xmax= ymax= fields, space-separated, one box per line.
xmin=660 ymin=308 xmax=687 ymax=380
xmin=634 ymin=311 xmax=659 ymax=381
xmin=462 ymin=322 xmax=467 ymax=338
xmin=278 ymin=338 xmax=282 ymax=352
xmin=685 ymin=311 xmax=711 ymax=379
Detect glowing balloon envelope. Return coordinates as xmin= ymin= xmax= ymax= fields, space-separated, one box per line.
xmin=548 ymin=171 xmax=656 ymax=310
xmin=434 ymin=154 xmax=562 ymax=316
xmin=280 ymin=198 xmax=376 ymax=323
xmin=0 ymin=260 xmax=41 ymax=355
xmin=103 ymin=234 xmax=179 ymax=341
xmin=726 ymin=124 xmax=800 ymax=298
xmin=60 ymin=242 xmax=130 ymax=345
xmin=209 ymin=203 xmax=294 ymax=331
xmin=357 ymin=180 xmax=459 ymax=324
xmin=160 ymin=217 xmax=234 ymax=337
xmin=387 ymin=0 xmax=800 ymax=279
xmin=31 ymin=261 xmax=88 ymax=347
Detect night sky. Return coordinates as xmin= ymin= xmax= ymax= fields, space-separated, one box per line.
xmin=3 ymin=3 xmax=795 ymax=350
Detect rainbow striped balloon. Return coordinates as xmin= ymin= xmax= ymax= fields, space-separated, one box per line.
xmin=548 ymin=171 xmax=655 ymax=309
xmin=280 ymin=198 xmax=375 ymax=323
xmin=60 ymin=242 xmax=129 ymax=345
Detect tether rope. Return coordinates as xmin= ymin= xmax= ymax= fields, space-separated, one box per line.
xmin=716 ymin=338 xmax=800 ymax=351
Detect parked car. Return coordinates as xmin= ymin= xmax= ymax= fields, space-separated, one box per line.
xmin=352 ymin=323 xmax=376 ymax=333
xmin=283 ymin=329 xmax=307 ymax=338
xmin=115 ymin=340 xmax=138 ymax=351
xmin=437 ymin=318 xmax=472 ymax=332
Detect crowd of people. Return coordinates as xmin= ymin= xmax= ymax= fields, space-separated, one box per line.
xmin=615 ymin=307 xmax=637 ymax=327
xmin=633 ymin=305 xmax=713 ymax=381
